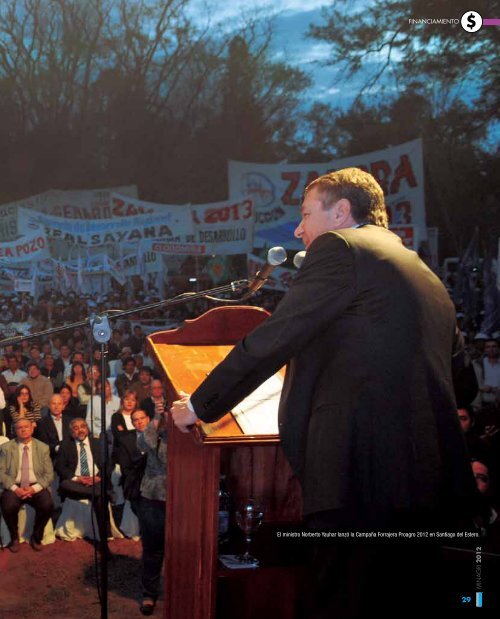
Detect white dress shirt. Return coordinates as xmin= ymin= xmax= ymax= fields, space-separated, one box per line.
xmin=73 ymin=436 xmax=96 ymax=477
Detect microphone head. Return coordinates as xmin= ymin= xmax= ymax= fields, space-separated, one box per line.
xmin=293 ymin=251 xmax=306 ymax=269
xmin=267 ymin=246 xmax=287 ymax=266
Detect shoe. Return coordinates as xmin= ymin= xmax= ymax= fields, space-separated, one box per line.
xmin=7 ymin=539 xmax=20 ymax=553
xmin=30 ymin=536 xmax=43 ymax=551
xmin=139 ymin=600 xmax=155 ymax=616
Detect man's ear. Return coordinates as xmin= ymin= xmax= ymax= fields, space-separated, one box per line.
xmin=334 ymin=198 xmax=352 ymax=223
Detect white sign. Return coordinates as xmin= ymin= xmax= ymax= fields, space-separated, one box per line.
xmin=229 ymin=139 xmax=425 ymax=249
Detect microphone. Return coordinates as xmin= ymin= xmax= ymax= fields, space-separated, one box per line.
xmin=248 ymin=246 xmax=287 ymax=294
xmin=293 ymin=251 xmax=306 ymax=269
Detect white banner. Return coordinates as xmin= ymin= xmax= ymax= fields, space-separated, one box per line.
xmin=18 ymin=195 xmax=193 ymax=247
xmin=0 ymin=226 xmax=49 ymax=263
xmin=14 ymin=278 xmax=35 ymax=294
xmin=190 ymin=198 xmax=254 ymax=255
xmin=229 ymin=139 xmax=425 ymax=249
xmin=150 ymin=198 xmax=255 ymax=256
xmin=0 ymin=204 xmax=19 ymax=242
xmin=28 ymin=186 xmax=138 ymax=218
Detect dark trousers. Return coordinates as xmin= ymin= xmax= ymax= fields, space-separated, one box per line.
xmin=59 ymin=479 xmax=109 ymax=541
xmin=137 ymin=497 xmax=166 ymax=601
xmin=0 ymin=488 xmax=53 ymax=543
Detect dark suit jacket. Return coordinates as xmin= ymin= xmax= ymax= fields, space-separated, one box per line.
xmin=191 ymin=227 xmax=477 ymax=517
xmin=115 ymin=430 xmax=146 ymax=500
xmin=55 ymin=435 xmax=104 ymax=482
xmin=35 ymin=413 xmax=72 ymax=459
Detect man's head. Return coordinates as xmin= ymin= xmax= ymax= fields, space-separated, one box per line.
xmin=484 ymin=339 xmax=499 ymax=360
xmin=151 ymin=379 xmax=164 ymax=399
xmin=26 ymin=361 xmax=41 ymax=379
xmin=295 ymin=168 xmax=388 ymax=249
xmin=121 ymin=346 xmax=133 ymax=360
xmin=70 ymin=418 xmax=89 ymax=441
xmin=14 ymin=418 xmax=34 ymax=442
xmin=30 ymin=346 xmax=42 ymax=362
xmin=7 ymin=354 xmax=18 ymax=372
xmin=44 ymin=354 xmax=55 ymax=369
xmin=60 ymin=344 xmax=71 ymax=359
xmin=123 ymin=357 xmax=136 ymax=375
xmin=49 ymin=394 xmax=65 ymax=418
xmin=72 ymin=351 xmax=84 ymax=364
xmin=472 ymin=459 xmax=490 ymax=495
xmin=457 ymin=408 xmax=473 ymax=433
xmin=131 ymin=408 xmax=150 ymax=432
xmin=138 ymin=367 xmax=152 ymax=385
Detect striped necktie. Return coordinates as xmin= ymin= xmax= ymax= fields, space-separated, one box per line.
xmin=79 ymin=441 xmax=90 ymax=476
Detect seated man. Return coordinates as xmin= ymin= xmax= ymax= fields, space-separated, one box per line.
xmin=36 ymin=394 xmax=72 ymax=460
xmin=0 ymin=418 xmax=54 ymax=552
xmin=55 ymin=417 xmax=110 ymax=547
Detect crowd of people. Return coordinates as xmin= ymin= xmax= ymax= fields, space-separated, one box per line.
xmin=0 ymin=322 xmax=169 ymax=615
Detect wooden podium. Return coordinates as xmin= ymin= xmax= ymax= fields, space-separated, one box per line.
xmin=148 ymin=306 xmax=304 ymax=619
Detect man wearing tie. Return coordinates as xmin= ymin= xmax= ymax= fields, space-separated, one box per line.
xmin=0 ymin=418 xmax=54 ymax=552
xmin=35 ymin=394 xmax=71 ymax=460
xmin=55 ymin=417 xmax=109 ymax=545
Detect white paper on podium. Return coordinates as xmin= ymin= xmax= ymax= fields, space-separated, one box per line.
xmin=232 ymin=373 xmax=282 ymax=435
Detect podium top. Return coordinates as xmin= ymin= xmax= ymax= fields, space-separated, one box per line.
xmin=148 ymin=306 xmax=283 ymax=445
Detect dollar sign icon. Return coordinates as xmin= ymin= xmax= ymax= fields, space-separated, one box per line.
xmin=461 ymin=11 xmax=482 ymax=32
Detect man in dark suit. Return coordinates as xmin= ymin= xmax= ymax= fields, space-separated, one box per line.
xmin=117 ymin=409 xmax=149 ymax=513
xmin=0 ymin=418 xmax=54 ymax=552
xmin=140 ymin=379 xmax=166 ymax=420
xmin=55 ymin=417 xmax=109 ymax=546
xmin=172 ymin=168 xmax=478 ymax=615
xmin=35 ymin=394 xmax=71 ymax=460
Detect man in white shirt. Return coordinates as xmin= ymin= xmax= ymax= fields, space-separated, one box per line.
xmin=0 ymin=418 xmax=54 ymax=552
xmin=55 ymin=418 xmax=109 ymax=547
xmin=2 ymin=354 xmax=27 ymax=395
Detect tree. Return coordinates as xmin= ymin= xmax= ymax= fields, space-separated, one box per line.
xmin=0 ymin=0 xmax=309 ymax=205
xmin=308 ymin=0 xmax=500 ymax=126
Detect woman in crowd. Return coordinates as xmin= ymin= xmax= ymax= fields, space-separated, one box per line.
xmin=111 ymin=389 xmax=139 ymax=463
xmin=86 ymin=379 xmax=121 ymax=437
xmin=59 ymin=383 xmax=81 ymax=419
xmin=66 ymin=361 xmax=87 ymax=398
xmin=5 ymin=384 xmax=41 ymax=437
xmin=77 ymin=363 xmax=102 ymax=407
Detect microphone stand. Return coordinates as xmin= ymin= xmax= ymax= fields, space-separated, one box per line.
xmin=0 ymin=278 xmax=250 ymax=619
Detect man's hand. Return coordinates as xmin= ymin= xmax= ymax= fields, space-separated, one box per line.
xmin=14 ymin=486 xmax=31 ymax=499
xmin=77 ymin=476 xmax=95 ymax=486
xmin=171 ymin=395 xmax=198 ymax=433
